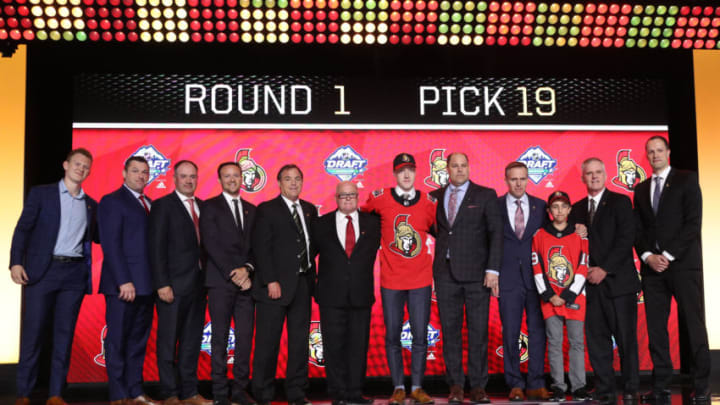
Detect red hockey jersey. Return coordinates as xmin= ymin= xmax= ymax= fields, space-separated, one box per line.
xmin=361 ymin=188 xmax=437 ymax=290
xmin=531 ymin=223 xmax=589 ymax=321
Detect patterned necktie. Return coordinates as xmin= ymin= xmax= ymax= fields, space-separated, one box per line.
xmin=139 ymin=195 xmax=150 ymax=215
xmin=232 ymin=198 xmax=243 ymax=232
xmin=345 ymin=215 xmax=355 ymax=258
xmin=514 ymin=199 xmax=525 ymax=239
xmin=652 ymin=176 xmax=663 ymax=215
xmin=292 ymin=203 xmax=310 ymax=272
xmin=448 ymin=187 xmax=459 ymax=225
xmin=187 ymin=198 xmax=200 ymax=242
xmin=588 ymin=198 xmax=596 ymax=226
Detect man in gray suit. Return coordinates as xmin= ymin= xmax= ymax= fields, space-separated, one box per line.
xmin=430 ymin=153 xmax=503 ymax=405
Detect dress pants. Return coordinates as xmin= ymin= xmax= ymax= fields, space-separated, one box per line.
xmin=207 ymin=287 xmax=255 ymax=402
xmin=585 ymin=284 xmax=639 ymax=397
xmin=319 ymin=305 xmax=371 ymax=400
xmin=16 ymin=261 xmax=86 ymax=397
xmin=642 ymin=269 xmax=711 ymax=394
xmin=380 ymin=285 xmax=432 ymax=389
xmin=156 ymin=288 xmax=207 ymax=400
xmin=498 ymin=286 xmax=546 ymax=390
xmin=105 ymin=294 xmax=154 ymax=402
xmin=252 ymin=276 xmax=312 ymax=403
xmin=434 ymin=264 xmax=490 ymax=390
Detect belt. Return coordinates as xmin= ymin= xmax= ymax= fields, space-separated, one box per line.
xmin=52 ymin=255 xmax=84 ymax=263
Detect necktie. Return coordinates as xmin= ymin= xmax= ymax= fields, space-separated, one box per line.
xmin=448 ymin=188 xmax=459 ymax=225
xmin=514 ymin=199 xmax=525 ymax=239
xmin=345 ymin=215 xmax=355 ymax=258
xmin=139 ymin=195 xmax=150 ymax=215
xmin=187 ymin=198 xmax=200 ymax=242
xmin=588 ymin=198 xmax=596 ymax=226
xmin=292 ymin=204 xmax=310 ymax=272
xmin=652 ymin=176 xmax=662 ymax=215
xmin=232 ymin=198 xmax=243 ymax=232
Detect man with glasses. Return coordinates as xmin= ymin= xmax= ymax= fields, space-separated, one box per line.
xmin=312 ymin=181 xmax=381 ymax=405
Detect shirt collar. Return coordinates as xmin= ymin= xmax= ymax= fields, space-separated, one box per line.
xmin=394 ymin=186 xmax=416 ymax=199
xmin=176 ymin=189 xmax=195 ymax=202
xmin=653 ymin=166 xmax=671 ymax=180
xmin=588 ymin=188 xmax=606 ymax=204
xmin=336 ymin=210 xmax=359 ymax=221
xmin=59 ymin=179 xmax=85 ymax=200
xmin=222 ymin=191 xmax=241 ymax=205
xmin=123 ymin=183 xmax=143 ymax=199
xmin=506 ymin=192 xmax=528 ymax=206
xmin=281 ymin=195 xmax=301 ymax=210
xmin=449 ymin=180 xmax=470 ymax=193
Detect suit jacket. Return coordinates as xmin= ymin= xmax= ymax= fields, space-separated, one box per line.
xmin=311 ymin=210 xmax=381 ymax=308
xmin=200 ymin=193 xmax=256 ymax=290
xmin=497 ymin=193 xmax=546 ymax=292
xmin=634 ymin=168 xmax=702 ymax=272
xmin=570 ymin=189 xmax=640 ymax=297
xmin=431 ymin=181 xmax=503 ymax=282
xmin=9 ymin=182 xmax=98 ymax=292
xmin=252 ymin=195 xmax=317 ymax=305
xmin=98 ymin=186 xmax=153 ymax=296
xmin=148 ymin=191 xmax=205 ymax=296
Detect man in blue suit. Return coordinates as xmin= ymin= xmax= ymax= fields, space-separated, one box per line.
xmin=497 ymin=162 xmax=549 ymax=402
xmin=10 ymin=148 xmax=97 ymax=405
xmin=98 ymin=156 xmax=156 ymax=405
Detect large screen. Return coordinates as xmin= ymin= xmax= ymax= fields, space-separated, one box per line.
xmin=67 ymin=74 xmax=679 ymax=382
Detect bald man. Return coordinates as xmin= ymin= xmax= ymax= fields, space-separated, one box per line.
xmin=311 ymin=182 xmax=381 ymax=405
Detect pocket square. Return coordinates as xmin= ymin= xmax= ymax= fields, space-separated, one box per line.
xmin=468 ymin=205 xmax=479 ymax=208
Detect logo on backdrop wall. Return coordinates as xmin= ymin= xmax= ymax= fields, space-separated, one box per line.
xmin=235 ymin=148 xmax=267 ymax=193
xmin=424 ymin=148 xmax=450 ymax=189
xmin=400 ymin=321 xmax=441 ymax=353
xmin=324 ymin=145 xmax=368 ymax=181
xmin=308 ymin=321 xmax=325 ymax=367
xmin=611 ymin=149 xmax=647 ymax=191
xmin=201 ymin=322 xmax=236 ymax=363
xmin=495 ymin=332 xmax=530 ymax=363
xmin=128 ymin=145 xmax=171 ymax=187
xmin=517 ymin=146 xmax=557 ymax=184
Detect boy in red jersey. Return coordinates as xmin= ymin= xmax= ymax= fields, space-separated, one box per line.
xmin=532 ymin=191 xmax=589 ymax=403
xmin=362 ymin=153 xmax=437 ymax=405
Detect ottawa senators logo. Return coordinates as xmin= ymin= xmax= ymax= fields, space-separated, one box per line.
xmin=424 ymin=149 xmax=449 ymax=189
xmin=547 ymin=246 xmax=574 ymax=288
xmin=389 ymin=214 xmax=422 ymax=258
xmin=308 ymin=321 xmax=325 ymax=367
xmin=495 ymin=332 xmax=530 ymax=363
xmin=235 ymin=148 xmax=267 ymax=193
xmin=611 ymin=149 xmax=647 ymax=191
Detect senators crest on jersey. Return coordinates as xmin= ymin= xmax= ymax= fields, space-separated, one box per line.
xmin=547 ymin=246 xmax=574 ymax=288
xmin=389 ymin=214 xmax=422 ymax=258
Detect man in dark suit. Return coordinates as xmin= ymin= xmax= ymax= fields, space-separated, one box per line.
xmin=98 ymin=156 xmax=156 ymax=405
xmin=570 ymin=158 xmax=640 ymax=405
xmin=497 ymin=162 xmax=549 ymax=402
xmin=10 ymin=148 xmax=97 ymax=405
xmin=311 ymin=181 xmax=381 ymax=405
xmin=430 ymin=153 xmax=503 ymax=405
xmin=251 ymin=164 xmax=317 ymax=405
xmin=200 ymin=162 xmax=257 ymax=405
xmin=149 ymin=160 xmax=210 ymax=405
xmin=634 ymin=136 xmax=711 ymax=405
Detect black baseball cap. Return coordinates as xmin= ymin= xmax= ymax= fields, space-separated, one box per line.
xmin=547 ymin=190 xmax=571 ymax=206
xmin=393 ymin=153 xmax=416 ymax=171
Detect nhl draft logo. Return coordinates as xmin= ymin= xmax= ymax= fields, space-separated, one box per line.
xmin=200 ymin=322 xmax=236 ymax=363
xmin=611 ymin=149 xmax=647 ymax=191
xmin=517 ymin=146 xmax=557 ymax=184
xmin=129 ymin=145 xmax=171 ymax=185
xmin=235 ymin=148 xmax=267 ymax=193
xmin=94 ymin=325 xmax=108 ymax=367
xmin=547 ymin=246 xmax=574 ymax=288
xmin=389 ymin=214 xmax=422 ymax=259
xmin=424 ymin=149 xmax=449 ymax=189
xmin=400 ymin=321 xmax=441 ymax=352
xmin=495 ymin=332 xmax=530 ymax=363
xmin=308 ymin=321 xmax=325 ymax=367
xmin=324 ymin=145 xmax=368 ymax=181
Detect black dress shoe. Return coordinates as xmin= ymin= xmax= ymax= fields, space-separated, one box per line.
xmin=623 ymin=392 xmax=640 ymax=404
xmin=346 ymin=397 xmax=374 ymax=405
xmin=289 ymin=398 xmax=312 ymax=405
xmin=640 ymin=390 xmax=671 ymax=404
xmin=332 ymin=400 xmax=347 ymax=405
xmin=690 ymin=392 xmax=710 ymax=405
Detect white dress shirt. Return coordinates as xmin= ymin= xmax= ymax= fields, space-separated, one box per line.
xmin=176 ymin=190 xmax=200 ymax=220
xmin=281 ymin=195 xmax=311 ymax=268
xmin=124 ymin=184 xmax=152 ymax=211
xmin=222 ymin=192 xmax=244 ymax=228
xmin=394 ymin=186 xmax=416 ymax=200
xmin=336 ymin=210 xmax=359 ymax=249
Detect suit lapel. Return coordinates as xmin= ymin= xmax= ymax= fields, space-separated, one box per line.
xmin=523 ymin=197 xmax=542 ymax=241
xmin=331 ymin=210 xmax=346 ymax=252
xmin=436 ymin=187 xmax=449 ymax=227
xmin=171 ymin=191 xmax=196 ymax=229
xmin=121 ymin=186 xmax=147 ymax=216
xmin=657 ymin=168 xmax=674 ymax=214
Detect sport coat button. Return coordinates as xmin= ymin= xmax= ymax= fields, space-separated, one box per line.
xmin=449 ymin=231 xmax=453 ymax=235
xmin=296 ymin=238 xmax=301 ymax=242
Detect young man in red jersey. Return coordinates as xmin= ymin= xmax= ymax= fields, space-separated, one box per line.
xmin=362 ymin=153 xmax=437 ymax=405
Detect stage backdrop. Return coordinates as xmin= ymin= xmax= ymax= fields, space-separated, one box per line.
xmin=67 ymin=126 xmax=679 ymax=382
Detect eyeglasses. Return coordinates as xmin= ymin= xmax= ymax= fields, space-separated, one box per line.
xmin=337 ymin=193 xmax=358 ymax=200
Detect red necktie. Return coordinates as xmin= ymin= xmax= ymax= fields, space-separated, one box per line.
xmin=187 ymin=198 xmax=200 ymax=242
xmin=345 ymin=215 xmax=355 ymax=258
xmin=139 ymin=195 xmax=150 ymax=215
xmin=514 ymin=199 xmax=525 ymax=239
